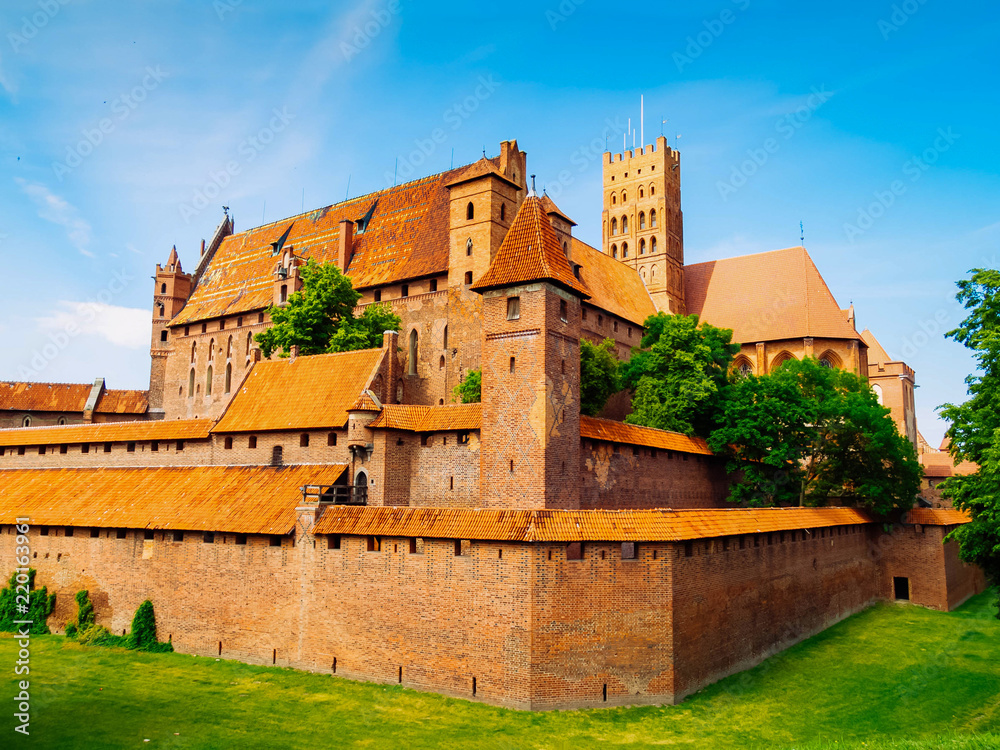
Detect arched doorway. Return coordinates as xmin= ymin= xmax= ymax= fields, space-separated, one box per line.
xmin=354 ymin=470 xmax=369 ymax=505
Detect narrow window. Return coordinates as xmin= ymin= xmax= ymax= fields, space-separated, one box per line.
xmin=258 ymin=312 xmax=264 ymax=324
xmin=650 ymin=209 xmax=657 ymax=227
xmin=408 ymin=329 xmax=418 ymax=375
xmin=443 ymin=325 xmax=448 ymax=349
xmin=639 ymin=238 xmax=646 ymax=255
xmin=560 ymin=299 xmax=568 ymax=323
xmin=449 ymin=476 xmax=454 ymax=490
xmin=622 ymin=215 xmax=628 ymax=232
xmin=466 ymin=238 xmax=473 ymax=256
xmin=185 ymin=325 xmax=190 ymax=336
xmin=611 ymin=217 xmax=618 ymax=235
xmin=327 ymin=433 xmax=337 ymax=446
xmin=188 ymin=368 xmax=195 ymax=398
xmin=249 ymin=436 xmax=257 ymax=449
xmin=430 ymin=279 xmax=438 ymax=292
xmin=271 ymin=445 xmax=283 ymax=465
xmin=373 ymin=289 xmax=382 ymax=302
xmin=202 ymin=323 xmax=207 ymax=333
xmin=401 ymin=284 xmax=409 ymax=298
xmin=612 ymin=244 xmax=618 ymax=259
xmin=160 ymin=282 xmax=167 ymax=294
xmin=507 ymin=296 xmax=520 ymax=320
xmin=466 ymin=202 xmax=474 ymax=220
xmin=280 ymin=284 xmax=288 ymax=303
xmin=224 ymin=363 xmax=232 ymax=393
xmin=622 ymin=242 xmax=629 ymax=258
xmin=206 ymin=365 xmax=213 ymax=396
xmin=157 ymin=303 xmax=165 ymax=317
xmin=651 ymin=236 xmax=657 ymax=253
xmin=127 ymin=442 xmax=136 ymax=453
xmin=224 ymin=437 xmax=233 ymax=450
xmin=639 ymin=212 xmax=646 ymax=230
xmin=613 ymin=320 xmax=619 ymax=333
xmin=300 ymin=433 xmax=310 ymax=447
xmin=509 ymin=357 xmax=516 ymax=373
xmin=500 ymin=203 xmax=506 ymax=221
xmin=329 ymin=535 xmax=342 ymax=550
xmin=439 ymin=355 xmax=445 ymax=370
xmin=464 ymin=271 xmax=472 ymax=285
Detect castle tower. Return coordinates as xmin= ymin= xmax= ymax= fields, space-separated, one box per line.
xmin=471 ymin=191 xmax=590 ymax=509
xmin=602 ymin=135 xmax=685 ymax=314
xmin=148 ymin=247 xmax=192 ymax=419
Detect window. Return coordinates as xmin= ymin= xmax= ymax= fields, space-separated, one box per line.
xmin=271 ymin=445 xmax=283 ymax=465
xmin=622 ymin=191 xmax=627 ymax=202
xmin=328 ymin=534 xmax=342 ymax=550
xmin=639 ymin=187 xmax=644 ymax=199
xmin=206 ymin=365 xmax=213 ymax=396
xmin=327 ymin=432 xmax=337 ymax=446
xmin=38 ymin=446 xmax=45 ymax=455
xmin=622 ymin=216 xmax=628 ymax=233
xmin=116 ymin=529 xmax=127 ymax=539
xmin=91 ymin=528 xmax=100 ymax=538
xmin=457 ymin=431 xmax=470 ymax=445
xmin=566 ymin=542 xmax=584 ymax=560
xmin=246 ymin=332 xmax=253 ymax=355
xmin=621 ymin=542 xmax=637 ymax=560
xmin=737 ymin=360 xmax=753 ymax=378
xmin=500 ymin=203 xmax=506 ymax=221
xmin=204 ymin=532 xmax=215 ymax=544
xmin=429 ymin=279 xmax=438 ymax=292
xmin=237 ymin=316 xmax=243 ymax=327
xmin=188 ymin=368 xmax=195 ymax=398
xmin=408 ymin=330 xmax=418 ymax=375
xmin=650 ymin=183 xmax=656 ymax=195
xmin=367 ymin=536 xmax=381 ymax=552
xmin=144 ymin=529 xmax=154 ymax=541
xmin=225 ymin=363 xmax=232 ymax=394
xmin=22 ymin=416 xmax=31 ymax=428
xmin=560 ymin=299 xmax=568 ymax=323
xmin=650 ymin=209 xmax=657 ymax=227
xmin=466 ymin=238 xmax=473 ymax=256
xmin=439 ymin=355 xmax=445 ymax=369
xmin=201 ymin=323 xmax=207 ymax=333
xmin=650 ymin=236 xmax=657 ymax=253
xmin=279 ymin=284 xmax=288 ymax=303
xmin=401 ymin=284 xmax=409 ymax=298
xmin=127 ymin=442 xmax=136 ymax=453
xmin=160 ymin=330 xmax=168 ymax=342
xmin=224 ymin=437 xmax=233 ymax=450
xmin=598 ymin=315 xmax=603 ymax=327
xmin=455 ymin=539 xmax=471 ymax=556
xmin=627 ymin=326 xmax=633 ymax=338
xmin=373 ymin=289 xmax=382 ymax=302
xmin=872 ymin=383 xmax=884 ymax=405
xmin=160 ymin=283 xmax=167 ymax=294
xmin=443 ymin=325 xmax=448 ymax=349
xmin=151 ymin=441 xmax=159 ymax=452
xmin=234 ymin=534 xmax=246 ymax=545
xmin=509 ymin=357 xmax=516 ymax=374
xmin=17 ymin=446 xmax=25 ymax=456
xmin=300 ymin=433 xmax=310 ymax=447
xmin=622 ymin=242 xmax=629 ymax=258
xmin=611 ymin=217 xmax=617 ymax=235
xmin=258 ymin=312 xmax=264 ymax=324
xmin=157 ymin=303 xmax=165 ymax=317
xmin=176 ymin=441 xmax=184 ymax=451
xmin=639 ymin=238 xmax=646 ymax=255
xmin=639 ymin=212 xmax=646 ymax=230
xmin=506 ymin=296 xmax=521 ymax=320
xmin=60 ymin=444 xmax=68 ymax=454
xmin=81 ymin=444 xmax=89 ymax=454
xmin=466 ymin=202 xmax=474 ymax=220
xmin=819 ymin=357 xmax=833 ymax=368
xmin=611 ymin=244 xmax=618 ymax=259
xmin=269 ymin=536 xmax=282 ymax=547
xmin=249 ymin=436 xmax=258 ymax=449
xmin=185 ymin=325 xmax=190 ymax=336
xmin=464 ymin=271 xmax=473 ymax=285
xmin=611 ymin=193 xmax=617 ymax=206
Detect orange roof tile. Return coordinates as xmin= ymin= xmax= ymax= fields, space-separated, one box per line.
xmin=920 ymin=450 xmax=979 ymax=478
xmin=444 ymin=156 xmax=516 ymax=189
xmin=349 ymin=390 xmax=382 ymax=412
xmin=0 ymin=465 xmax=347 ymax=535
xmin=572 ymin=238 xmax=657 ymax=326
xmin=93 ymin=389 xmax=149 ymax=415
xmin=0 ymin=382 xmax=91 ymax=413
xmin=471 ymin=195 xmax=590 ymax=297
xmin=906 ymin=508 xmax=972 ymax=526
xmin=368 ymin=403 xmax=482 ymax=432
xmin=539 ymin=194 xmax=576 ymax=226
xmin=213 ymin=348 xmax=385 ymax=432
xmin=685 ymin=247 xmax=862 ymax=345
xmin=0 ymin=419 xmax=212 ymax=448
xmin=580 ymin=416 xmax=712 ymax=455
xmin=312 ymin=506 xmax=872 ymax=542
xmin=171 ymin=160 xmax=495 ymax=326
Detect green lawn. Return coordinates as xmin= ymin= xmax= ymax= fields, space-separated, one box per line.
xmin=2 ymin=590 xmax=998 ymax=749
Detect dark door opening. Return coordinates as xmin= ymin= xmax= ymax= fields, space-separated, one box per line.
xmin=893 ymin=576 xmax=910 ymax=601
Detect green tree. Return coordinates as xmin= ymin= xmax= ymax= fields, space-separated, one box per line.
xmin=579 ymin=338 xmax=620 ymax=417
xmin=127 ymin=600 xmax=173 ymax=653
xmin=709 ymin=357 xmax=921 ymax=515
xmin=452 ymin=369 xmax=481 ymax=404
xmin=938 ymin=268 xmax=1000 ymax=617
xmin=255 ymin=260 xmax=400 ymax=358
xmin=622 ymin=313 xmax=739 ymax=436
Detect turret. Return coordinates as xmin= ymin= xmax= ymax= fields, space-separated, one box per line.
xmin=148 ymin=247 xmax=192 ymax=418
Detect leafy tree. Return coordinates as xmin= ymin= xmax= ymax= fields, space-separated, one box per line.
xmin=709 ymin=357 xmax=922 ymax=515
xmin=255 ymin=260 xmax=400 ymax=358
xmin=938 ymin=268 xmax=1000 ymax=617
xmin=622 ymin=313 xmax=739 ymax=436
xmin=0 ymin=569 xmax=55 ymax=635
xmin=452 ymin=369 xmax=481 ymax=404
xmin=580 ymin=338 xmax=620 ymax=417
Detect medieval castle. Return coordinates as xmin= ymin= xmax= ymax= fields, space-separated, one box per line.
xmin=0 ymin=137 xmax=985 ymax=709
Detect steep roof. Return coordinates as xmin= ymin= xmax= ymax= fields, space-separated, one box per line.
xmin=685 ymin=247 xmax=862 ymax=345
xmin=369 ymin=403 xmax=482 ymax=432
xmin=580 ymin=416 xmax=712 ymax=455
xmin=172 ymin=164 xmax=485 ymax=326
xmin=572 ymin=238 xmax=657 ymax=326
xmin=539 ymin=194 xmax=576 ymax=226
xmin=860 ymin=329 xmax=893 ymax=366
xmin=0 ymin=465 xmax=347 ymax=535
xmin=313 ymin=506 xmax=875 ymax=542
xmin=445 ymin=156 xmax=517 ymax=189
xmin=213 ymin=348 xmax=386 ymax=433
xmin=471 ymin=195 xmax=590 ymax=297
xmin=0 ymin=382 xmax=147 ymax=415
xmin=0 ymin=419 xmax=211 ymax=448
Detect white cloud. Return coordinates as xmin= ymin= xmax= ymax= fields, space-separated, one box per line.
xmin=15 ymin=178 xmax=93 ymax=256
xmin=37 ymin=301 xmax=149 ymax=349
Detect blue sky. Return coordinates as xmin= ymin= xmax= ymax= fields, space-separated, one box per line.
xmin=1 ymin=0 xmax=997 ymax=444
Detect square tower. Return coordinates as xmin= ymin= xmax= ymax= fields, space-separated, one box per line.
xmin=602 ymin=136 xmax=684 ymax=314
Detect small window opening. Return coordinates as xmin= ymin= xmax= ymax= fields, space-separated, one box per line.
xmin=464 ymin=271 xmax=473 ymax=285
xmin=509 ymin=357 xmax=516 ymax=373
xmin=116 ymin=529 xmax=126 ymax=539
xmin=329 ymin=535 xmax=342 ymax=550
xmin=566 ymin=542 xmax=583 ymax=560
xmin=249 ymin=436 xmax=257 ymax=449
xmin=270 ymin=536 xmax=282 ymax=547
xmin=204 ymin=532 xmax=215 ymax=544
xmin=224 ymin=437 xmax=233 ymax=450
xmin=401 ymin=284 xmax=409 ymax=298
xmin=560 ymin=299 xmax=568 ymax=322
xmin=91 ymin=528 xmax=100 ymax=538
xmin=621 ymin=542 xmax=637 ymax=560
xmin=507 ymin=296 xmax=520 ymax=320
xmin=466 ymin=202 xmax=474 ymax=220
xmin=300 ymin=433 xmax=310 ymax=447
xmin=373 ymin=289 xmax=382 ymax=302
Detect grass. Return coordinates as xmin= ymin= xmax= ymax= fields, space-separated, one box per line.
xmin=2 ymin=590 xmax=998 ymax=749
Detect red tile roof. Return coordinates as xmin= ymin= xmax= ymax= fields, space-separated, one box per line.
xmin=0 ymin=382 xmax=148 ymax=415
xmin=170 ymin=158 xmax=509 ymax=326
xmin=581 ymin=416 xmax=712 ymax=455
xmin=685 ymin=247 xmax=862 ymax=345
xmin=0 ymin=465 xmax=347 ymax=535
xmin=860 ymin=329 xmax=893 ymax=366
xmin=94 ymin=389 xmax=149 ymax=414
xmin=539 ymin=194 xmax=576 ymax=226
xmin=0 ymin=419 xmax=212 ymax=448
xmin=906 ymin=508 xmax=972 ymax=526
xmin=471 ymin=195 xmax=589 ymax=297
xmin=368 ymin=403 xmax=481 ymax=432
xmin=213 ymin=348 xmax=385 ymax=433
xmin=572 ymin=238 xmax=657 ymax=326
xmin=313 ymin=506 xmax=873 ymax=541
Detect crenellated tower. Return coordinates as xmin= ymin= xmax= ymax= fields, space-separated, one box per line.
xmin=602 ymin=135 xmax=685 ymax=314
xmin=148 ymin=247 xmax=192 ymax=419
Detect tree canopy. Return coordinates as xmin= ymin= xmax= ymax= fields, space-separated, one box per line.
xmin=622 ymin=312 xmax=739 ymax=436
xmin=255 ymin=260 xmax=401 ymax=358
xmin=452 ymin=369 xmax=481 ymax=404
xmin=938 ymin=268 xmax=1000 ymax=616
xmin=708 ymin=357 xmax=922 ymax=515
xmin=580 ymin=338 xmax=620 ymax=417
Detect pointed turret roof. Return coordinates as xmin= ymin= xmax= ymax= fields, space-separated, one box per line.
xmin=165 ymin=245 xmax=183 ymax=272
xmin=470 ymin=195 xmax=590 ymax=298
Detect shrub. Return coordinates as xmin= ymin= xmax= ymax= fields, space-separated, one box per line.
xmin=127 ymin=600 xmax=173 ymax=653
xmin=65 ymin=590 xmax=95 ymax=638
xmin=0 ymin=569 xmax=55 ymax=635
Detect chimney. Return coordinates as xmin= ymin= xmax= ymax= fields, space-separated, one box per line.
xmin=338 ymin=220 xmax=354 ymax=272
xmin=200 ymin=239 xmax=206 ymax=257
xmin=289 ymin=344 xmax=299 ymax=362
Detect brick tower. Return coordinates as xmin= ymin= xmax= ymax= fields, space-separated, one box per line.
xmin=471 ymin=188 xmax=589 ymax=509
xmin=148 ymin=247 xmax=191 ymax=419
xmin=602 ymin=135 xmax=685 ymax=314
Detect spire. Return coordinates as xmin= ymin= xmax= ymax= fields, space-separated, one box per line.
xmin=165 ymin=246 xmax=182 ymax=273
xmin=470 ymin=195 xmax=589 ymax=298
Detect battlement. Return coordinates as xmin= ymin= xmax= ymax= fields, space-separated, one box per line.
xmin=604 ymin=136 xmax=680 ymax=166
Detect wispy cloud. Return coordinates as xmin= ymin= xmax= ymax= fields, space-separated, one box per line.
xmin=37 ymin=302 xmax=149 ymax=349
xmin=14 ymin=178 xmax=93 ymax=256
